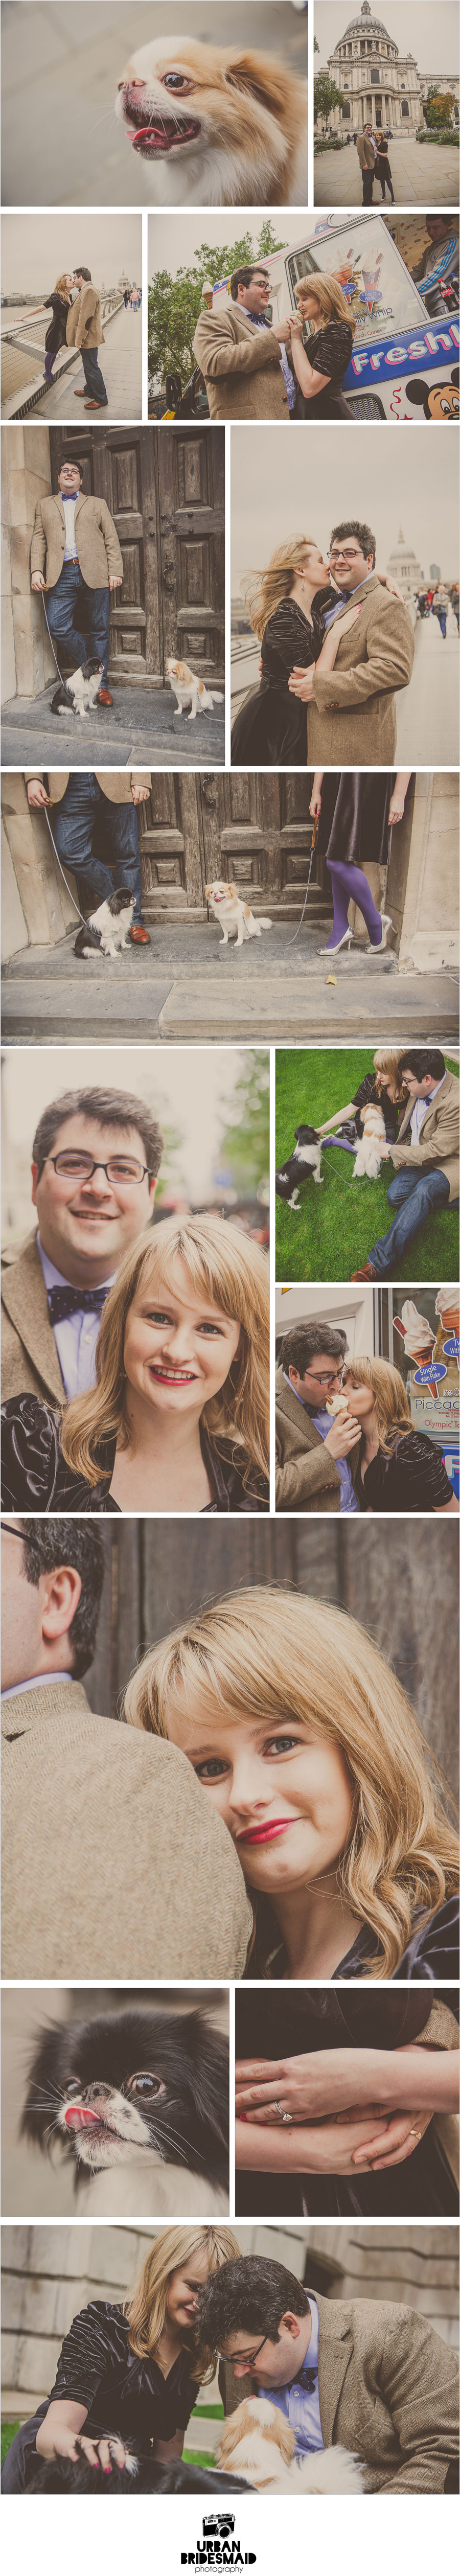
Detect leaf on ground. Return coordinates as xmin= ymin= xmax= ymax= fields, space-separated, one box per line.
xmin=326 ymin=974 xmax=337 ymax=985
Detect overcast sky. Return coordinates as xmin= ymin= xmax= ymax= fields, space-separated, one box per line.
xmin=148 ymin=212 xmax=303 ymax=283
xmin=1 ymin=213 xmax=142 ymax=294
xmin=1 ymin=1047 xmax=266 ymax=1207
xmin=315 ymin=3 xmax=459 ymax=75
xmin=231 ymin=424 xmax=459 ymax=586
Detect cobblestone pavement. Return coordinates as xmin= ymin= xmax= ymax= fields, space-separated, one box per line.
xmin=314 ymin=137 xmax=459 ymax=208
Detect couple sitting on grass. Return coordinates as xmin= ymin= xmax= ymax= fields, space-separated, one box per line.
xmin=275 ymin=1317 xmax=458 ymax=1515
xmin=282 ymin=1047 xmax=458 ymax=1283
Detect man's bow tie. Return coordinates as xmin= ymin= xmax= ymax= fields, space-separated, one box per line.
xmin=48 ymin=1285 xmax=108 ymax=1325
xmin=293 ymin=2364 xmax=318 ymax=2394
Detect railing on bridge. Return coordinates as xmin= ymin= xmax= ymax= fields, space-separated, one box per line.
xmin=1 ymin=294 xmax=124 ymax=419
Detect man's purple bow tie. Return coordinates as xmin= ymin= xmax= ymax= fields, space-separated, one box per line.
xmin=293 ymin=2364 xmax=317 ymax=2393
xmin=48 ymin=1285 xmax=108 ymax=1325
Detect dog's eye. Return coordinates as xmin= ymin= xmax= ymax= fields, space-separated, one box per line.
xmin=162 ymin=72 xmax=192 ymax=91
xmin=63 ymin=2077 xmax=82 ymax=2098
xmin=126 ymin=2073 xmax=166 ymax=2099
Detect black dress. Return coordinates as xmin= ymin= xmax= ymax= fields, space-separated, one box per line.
xmin=247 ymin=1896 xmax=459 ymax=1984
xmin=231 ymin=595 xmax=326 ymax=767
xmin=1 ymin=2301 xmax=197 ymax=2492
xmin=43 ymin=292 xmax=71 ymax=353
xmin=235 ymin=1986 xmax=459 ymax=2222
xmin=317 ymin=771 xmax=395 ymax=875
xmin=292 ymin=320 xmax=354 ymax=420
xmin=356 ymin=1431 xmax=454 ymax=1514
xmin=1 ymin=1393 xmax=268 ymax=1516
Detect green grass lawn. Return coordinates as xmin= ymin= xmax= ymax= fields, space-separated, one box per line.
xmin=2 ymin=2420 xmax=19 ymax=2465
xmin=275 ymin=1049 xmax=459 ymax=1284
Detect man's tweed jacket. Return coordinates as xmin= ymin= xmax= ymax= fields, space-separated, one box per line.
xmin=193 ymin=303 xmax=289 ymax=421
xmin=389 ymin=1068 xmax=459 ymax=1204
xmin=66 ymin=285 xmax=104 ymax=351
xmin=220 ymin=2292 xmax=459 ymax=2492
xmin=275 ymin=1367 xmax=361 ymax=1513
xmin=308 ymin=572 xmax=414 ymax=766
xmin=30 ymin=493 xmax=124 ymax=590
xmin=1 ymin=1677 xmax=252 ymax=1981
xmin=356 ymin=133 xmax=376 ymax=171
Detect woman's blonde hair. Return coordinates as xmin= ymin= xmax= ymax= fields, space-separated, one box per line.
xmin=125 ymin=2226 xmax=241 ymax=2379
xmin=123 ymin=1586 xmax=458 ymax=1981
xmin=344 ymin=1352 xmax=413 ymax=1454
xmin=373 ymin=1047 xmax=408 ymax=1105
xmin=59 ymin=1213 xmax=269 ymax=1492
xmin=244 ymin=536 xmax=320 ymax=643
xmin=55 ymin=272 xmax=71 ymax=294
xmin=294 ymin=270 xmax=356 ymax=338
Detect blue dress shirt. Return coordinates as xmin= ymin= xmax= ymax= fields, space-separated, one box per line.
xmin=258 ymin=2293 xmax=324 ymax=2458
xmin=37 ymin=1234 xmax=115 ymax=1399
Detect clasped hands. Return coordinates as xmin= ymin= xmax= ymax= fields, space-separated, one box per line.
xmin=235 ymin=2051 xmax=432 ymax=2174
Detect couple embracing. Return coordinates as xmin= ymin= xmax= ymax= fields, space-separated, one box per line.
xmin=21 ymin=265 xmax=107 ymax=408
xmin=231 ymin=518 xmax=414 ymax=775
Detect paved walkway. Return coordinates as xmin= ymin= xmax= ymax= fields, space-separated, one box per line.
xmin=314 ymin=136 xmax=459 ymax=207
xmin=396 ymin=613 xmax=459 ymax=764
xmin=3 ymin=923 xmax=457 ymax=1045
xmin=36 ymin=302 xmax=141 ymax=421
xmin=0 ymin=687 xmax=225 ymax=770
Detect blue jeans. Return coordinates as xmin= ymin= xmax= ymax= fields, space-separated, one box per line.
xmin=81 ymin=346 xmax=108 ymax=406
xmin=433 ymin=607 xmax=447 ymax=639
xmin=45 ymin=561 xmax=110 ymax=685
xmin=369 ymin=1164 xmax=456 ymax=1279
xmin=53 ymin=773 xmax=143 ymax=920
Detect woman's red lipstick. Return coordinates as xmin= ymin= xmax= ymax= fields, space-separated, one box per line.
xmin=237 ymin=1819 xmax=293 ymax=1846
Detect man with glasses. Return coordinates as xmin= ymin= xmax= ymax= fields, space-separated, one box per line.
xmin=25 ymin=768 xmax=151 ymax=943
xmin=275 ymin=1320 xmax=361 ymax=1513
xmin=197 ymin=2255 xmax=459 ymax=2494
xmin=288 ymin=519 xmax=414 ymax=767
xmin=193 ymin=265 xmax=293 ymax=423
xmin=2 ymin=1085 xmax=163 ymax=1407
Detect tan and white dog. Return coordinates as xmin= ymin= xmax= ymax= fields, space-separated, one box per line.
xmin=116 ymin=37 xmax=308 ymax=206
xmin=215 ymin=2399 xmax=363 ymax=2495
xmin=353 ymin=1101 xmax=387 ymax=1181
xmin=166 ymin=658 xmax=223 ymax=722
xmin=205 ymin=880 xmax=272 ymax=948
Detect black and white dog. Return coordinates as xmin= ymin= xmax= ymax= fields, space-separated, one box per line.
xmin=275 ymin=1124 xmax=323 ymax=1211
xmin=21 ymin=2005 xmax=229 ymax=2202
xmin=74 ymin=885 xmax=135 ymax=957
xmin=28 ymin=2450 xmax=252 ymax=2495
xmin=51 ymin=656 xmax=104 ymax=719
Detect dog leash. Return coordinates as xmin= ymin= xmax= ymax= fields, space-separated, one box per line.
xmin=289 ymin=815 xmax=318 ymax=945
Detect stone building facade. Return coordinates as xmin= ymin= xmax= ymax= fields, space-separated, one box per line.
xmin=316 ymin=2 xmax=459 ymax=139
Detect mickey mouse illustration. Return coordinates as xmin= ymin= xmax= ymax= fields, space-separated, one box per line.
xmin=409 ymin=366 xmax=459 ymax=421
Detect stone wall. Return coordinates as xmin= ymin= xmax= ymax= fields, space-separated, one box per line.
xmin=390 ymin=769 xmax=459 ymax=972
xmin=1 ymin=424 xmax=55 ymax=705
xmin=1 ymin=772 xmax=78 ymax=957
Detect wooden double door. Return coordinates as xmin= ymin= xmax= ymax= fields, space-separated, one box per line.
xmin=135 ymin=771 xmax=333 ymax=922
xmin=49 ymin=425 xmax=224 ymax=687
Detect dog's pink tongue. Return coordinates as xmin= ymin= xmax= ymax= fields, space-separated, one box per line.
xmin=64 ymin=2106 xmax=101 ymax=2130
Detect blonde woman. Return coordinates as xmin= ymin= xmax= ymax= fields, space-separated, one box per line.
xmin=19 ymin=270 xmax=74 ymax=385
xmin=2 ymin=2226 xmax=240 ymax=2491
xmin=124 ymin=1585 xmax=459 ymax=1984
xmin=231 ymin=535 xmax=361 ymax=765
xmin=288 ymin=272 xmax=356 ymax=420
xmin=1 ymin=1214 xmax=269 ymax=1515
xmin=315 ymin=1046 xmax=408 ymax=1152
xmin=340 ymin=1352 xmax=459 ymax=1514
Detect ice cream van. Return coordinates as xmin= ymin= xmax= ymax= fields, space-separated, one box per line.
xmin=212 ymin=213 xmax=459 ymax=420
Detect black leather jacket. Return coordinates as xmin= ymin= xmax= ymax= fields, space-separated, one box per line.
xmin=1 ymin=1393 xmax=268 ymax=1514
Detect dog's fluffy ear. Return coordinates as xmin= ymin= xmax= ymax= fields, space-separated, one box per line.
xmin=264 ymin=2409 xmax=295 ymax=2466
xmin=224 ymin=48 xmax=292 ymax=112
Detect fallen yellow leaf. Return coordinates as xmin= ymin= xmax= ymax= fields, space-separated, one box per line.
xmin=326 ymin=974 xmax=337 ymax=986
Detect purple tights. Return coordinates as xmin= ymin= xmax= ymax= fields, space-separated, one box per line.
xmin=44 ymin=352 xmax=55 ymax=382
xmin=326 ymin=856 xmax=383 ymax=949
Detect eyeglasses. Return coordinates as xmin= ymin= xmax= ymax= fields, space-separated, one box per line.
xmin=43 ymin=1153 xmax=153 ymax=1186
xmin=216 ymin=2335 xmax=268 ymax=2369
xmin=1 ymin=1521 xmax=24 ymax=1540
xmin=306 ymin=1367 xmax=340 ymax=1387
xmin=329 ymin=548 xmax=363 ymax=565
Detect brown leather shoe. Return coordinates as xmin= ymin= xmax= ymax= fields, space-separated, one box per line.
xmin=73 ymin=387 xmax=87 ymax=396
xmin=129 ymin=924 xmax=150 ymax=945
xmin=84 ymin=400 xmax=106 ymax=410
xmin=97 ymin=688 xmax=113 ymax=706
xmin=350 ymin=1264 xmax=378 ymax=1280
